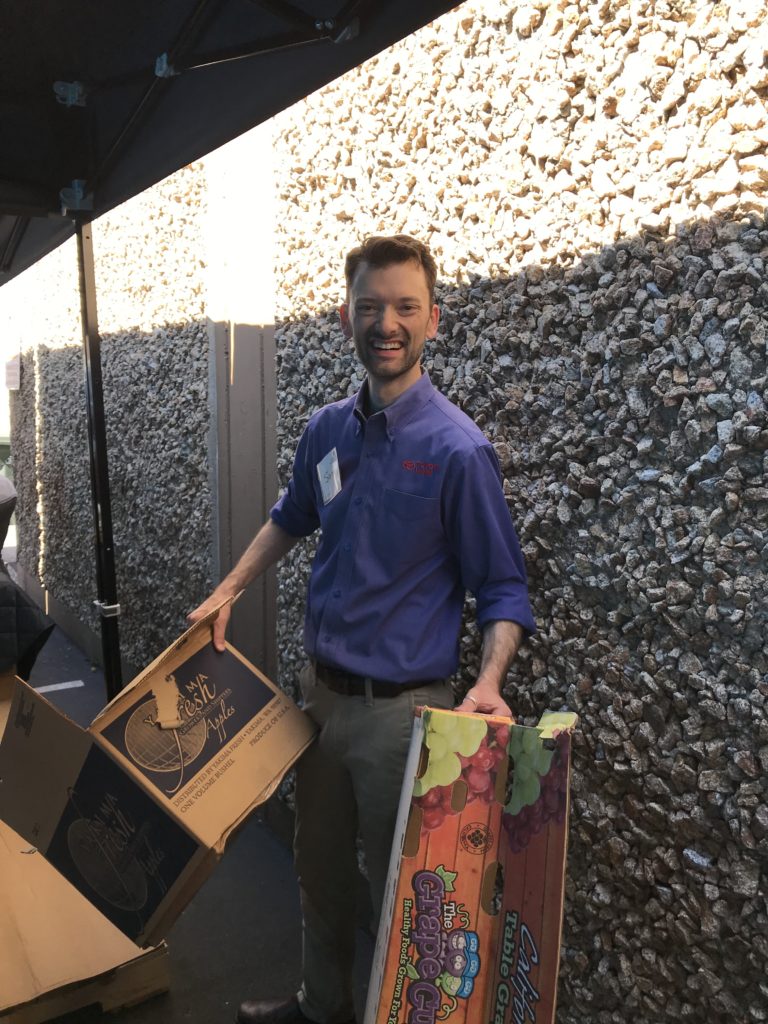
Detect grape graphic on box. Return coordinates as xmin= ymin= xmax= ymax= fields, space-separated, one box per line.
xmin=502 ymin=724 xmax=569 ymax=853
xmin=366 ymin=708 xmax=577 ymax=1024
xmin=413 ymin=712 xmax=508 ymax=834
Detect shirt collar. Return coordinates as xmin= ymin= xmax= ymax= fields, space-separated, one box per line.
xmin=353 ymin=371 xmax=435 ymax=438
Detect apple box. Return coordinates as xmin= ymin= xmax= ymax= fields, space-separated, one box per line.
xmin=0 ymin=668 xmax=170 ymax=1023
xmin=0 ymin=606 xmax=316 ymax=947
xmin=365 ymin=707 xmax=578 ymax=1024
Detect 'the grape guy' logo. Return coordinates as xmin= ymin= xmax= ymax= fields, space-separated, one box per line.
xmin=396 ymin=868 xmax=481 ymax=1024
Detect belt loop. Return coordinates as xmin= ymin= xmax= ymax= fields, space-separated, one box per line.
xmin=364 ymin=677 xmax=374 ymax=707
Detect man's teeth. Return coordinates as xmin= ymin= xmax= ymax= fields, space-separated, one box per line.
xmin=372 ymin=341 xmax=402 ymax=350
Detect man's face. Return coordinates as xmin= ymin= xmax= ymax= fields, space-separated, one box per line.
xmin=340 ymin=260 xmax=439 ymax=390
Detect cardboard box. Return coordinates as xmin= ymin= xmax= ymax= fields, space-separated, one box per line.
xmin=0 ymin=669 xmax=170 ymax=1023
xmin=365 ymin=707 xmax=577 ymax=1024
xmin=0 ymin=609 xmax=317 ymax=947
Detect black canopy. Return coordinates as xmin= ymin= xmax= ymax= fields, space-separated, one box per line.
xmin=2 ymin=0 xmax=466 ymax=697
xmin=0 ymin=0 xmax=463 ymax=284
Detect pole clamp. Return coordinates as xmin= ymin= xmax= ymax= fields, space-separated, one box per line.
xmin=60 ymin=179 xmax=94 ymax=215
xmin=94 ymin=600 xmax=121 ymax=618
xmin=155 ymin=53 xmax=179 ymax=78
xmin=53 ymin=81 xmax=88 ymax=107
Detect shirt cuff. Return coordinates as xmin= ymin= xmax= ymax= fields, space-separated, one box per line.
xmin=476 ymin=586 xmax=537 ymax=637
xmin=269 ymin=502 xmax=317 ymax=539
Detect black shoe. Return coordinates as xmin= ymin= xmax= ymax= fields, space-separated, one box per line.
xmin=236 ymin=996 xmax=355 ymax=1024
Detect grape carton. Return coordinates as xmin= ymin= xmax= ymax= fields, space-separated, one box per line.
xmin=365 ymin=707 xmax=578 ymax=1024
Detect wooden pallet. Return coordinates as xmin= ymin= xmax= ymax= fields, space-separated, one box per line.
xmin=1 ymin=942 xmax=170 ymax=1023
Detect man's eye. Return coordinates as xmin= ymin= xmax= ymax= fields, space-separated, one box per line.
xmin=357 ymin=304 xmax=376 ymax=314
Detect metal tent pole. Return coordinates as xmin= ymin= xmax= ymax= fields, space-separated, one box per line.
xmin=75 ymin=219 xmax=123 ymax=698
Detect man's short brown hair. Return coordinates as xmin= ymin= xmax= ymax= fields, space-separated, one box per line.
xmin=344 ymin=235 xmax=437 ymax=302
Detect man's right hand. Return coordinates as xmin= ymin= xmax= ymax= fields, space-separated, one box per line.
xmin=187 ymin=594 xmax=233 ymax=652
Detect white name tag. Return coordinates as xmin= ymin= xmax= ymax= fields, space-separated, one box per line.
xmin=317 ymin=447 xmax=342 ymax=505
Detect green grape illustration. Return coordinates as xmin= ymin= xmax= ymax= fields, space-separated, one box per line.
xmin=502 ymin=727 xmax=570 ymax=853
xmin=414 ymin=710 xmax=489 ymax=800
xmin=505 ymin=726 xmax=546 ymax=814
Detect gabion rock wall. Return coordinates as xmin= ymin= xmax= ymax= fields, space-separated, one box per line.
xmin=271 ymin=2 xmax=768 ymax=1021
xmin=7 ymin=166 xmax=213 ymax=669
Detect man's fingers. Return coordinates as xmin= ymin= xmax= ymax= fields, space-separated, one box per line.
xmin=456 ymin=689 xmax=514 ymax=719
xmin=186 ymin=602 xmax=211 ymax=626
xmin=211 ymin=606 xmax=230 ymax=651
xmin=186 ymin=599 xmax=230 ymax=651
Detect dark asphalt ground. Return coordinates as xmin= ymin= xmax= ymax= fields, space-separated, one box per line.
xmin=21 ymin=625 xmax=374 ymax=1024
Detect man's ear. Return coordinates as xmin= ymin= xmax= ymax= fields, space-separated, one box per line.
xmin=339 ymin=303 xmax=352 ymax=339
xmin=427 ymin=303 xmax=440 ymax=340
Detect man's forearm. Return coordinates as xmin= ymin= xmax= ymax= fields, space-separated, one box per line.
xmin=213 ymin=519 xmax=299 ymax=599
xmin=188 ymin=519 xmax=299 ymax=649
xmin=455 ymin=620 xmax=523 ymax=717
xmin=476 ymin=620 xmax=524 ymax=691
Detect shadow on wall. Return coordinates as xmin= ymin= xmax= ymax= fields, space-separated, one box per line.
xmin=10 ymin=321 xmax=213 ymax=671
xmin=274 ymin=211 xmax=768 ymax=1023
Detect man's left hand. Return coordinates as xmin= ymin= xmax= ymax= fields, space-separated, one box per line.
xmin=455 ymin=680 xmax=514 ymax=719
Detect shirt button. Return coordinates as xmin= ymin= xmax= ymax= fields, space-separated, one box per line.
xmin=343 ymin=542 xmax=352 ymax=552
xmin=323 ymin=634 xmax=331 ymax=642
xmin=354 ymin=496 xmax=362 ymax=505
xmin=332 ymin=589 xmax=341 ymax=598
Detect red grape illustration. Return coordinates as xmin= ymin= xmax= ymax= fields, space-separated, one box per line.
xmin=412 ymin=712 xmax=510 ymax=834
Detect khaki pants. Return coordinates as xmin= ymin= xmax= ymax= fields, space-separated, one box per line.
xmin=294 ymin=664 xmax=453 ymax=1023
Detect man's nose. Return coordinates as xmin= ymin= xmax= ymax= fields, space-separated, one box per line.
xmin=377 ymin=306 xmax=398 ymax=335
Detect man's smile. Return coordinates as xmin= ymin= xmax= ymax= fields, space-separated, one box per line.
xmin=371 ymin=339 xmax=404 ymax=350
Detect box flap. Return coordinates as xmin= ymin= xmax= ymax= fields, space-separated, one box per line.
xmin=41 ymin=741 xmax=204 ymax=941
xmin=90 ymin=596 xmax=233 ymax=727
xmin=0 ymin=818 xmax=143 ymax=1011
xmin=537 ymin=711 xmax=579 ymax=738
xmin=0 ymin=679 xmax=92 ymax=851
xmin=92 ymin=636 xmax=316 ymax=849
xmin=0 ymin=678 xmax=205 ymax=943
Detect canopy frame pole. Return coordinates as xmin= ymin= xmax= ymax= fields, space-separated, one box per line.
xmin=76 ymin=218 xmax=123 ymax=699
xmin=0 ymin=216 xmax=29 ymax=273
xmin=90 ymin=0 xmax=221 ymax=195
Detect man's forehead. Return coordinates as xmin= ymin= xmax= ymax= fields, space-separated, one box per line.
xmin=348 ymin=258 xmax=430 ymax=296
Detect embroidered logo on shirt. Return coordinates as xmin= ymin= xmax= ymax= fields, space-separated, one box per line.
xmin=402 ymin=460 xmax=440 ymax=476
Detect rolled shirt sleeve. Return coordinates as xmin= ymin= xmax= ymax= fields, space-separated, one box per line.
xmin=270 ymin=423 xmax=321 ymax=538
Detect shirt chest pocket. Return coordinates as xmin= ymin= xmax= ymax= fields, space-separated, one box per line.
xmin=374 ymin=488 xmax=443 ymax=566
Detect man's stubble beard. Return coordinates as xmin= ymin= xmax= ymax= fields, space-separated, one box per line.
xmin=354 ymin=333 xmax=426 ymax=382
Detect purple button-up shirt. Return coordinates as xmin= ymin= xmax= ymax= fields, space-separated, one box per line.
xmin=271 ymin=372 xmax=535 ymax=683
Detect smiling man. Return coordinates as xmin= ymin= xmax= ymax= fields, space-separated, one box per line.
xmin=340 ymin=253 xmax=439 ymax=403
xmin=188 ymin=235 xmax=535 ymax=1024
